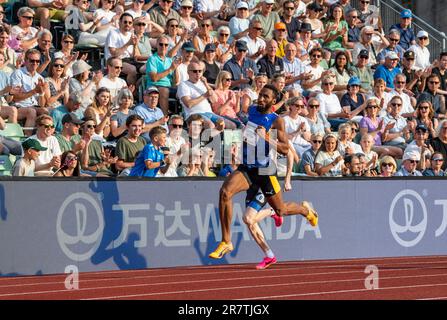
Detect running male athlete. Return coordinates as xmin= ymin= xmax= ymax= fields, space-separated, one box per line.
xmin=209 ymin=84 xmax=318 ymax=260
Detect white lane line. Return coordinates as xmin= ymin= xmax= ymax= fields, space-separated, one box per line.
xmin=1 ymin=255 xmax=445 ymax=282
xmin=2 ymin=258 xmax=447 ymax=290
xmin=82 ymin=273 xmax=447 ymax=300
xmin=2 ymin=257 xmax=447 ymax=288
xmin=417 ymin=296 xmax=447 ymax=300
xmin=241 ymin=282 xmax=447 ymax=300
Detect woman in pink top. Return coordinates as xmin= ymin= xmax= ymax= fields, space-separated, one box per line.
xmin=212 ymin=71 xmax=243 ymax=128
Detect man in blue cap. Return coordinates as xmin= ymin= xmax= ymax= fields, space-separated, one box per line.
xmin=223 ymin=40 xmax=258 ymax=90
xmin=389 ymin=9 xmax=416 ymax=50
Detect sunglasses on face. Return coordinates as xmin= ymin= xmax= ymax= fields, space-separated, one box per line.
xmin=224 ymin=78 xmax=232 ymax=82
xmin=202 ymin=24 xmax=211 ymax=27
xmin=419 ymin=106 xmax=429 ymax=110
xmin=312 ymin=140 xmax=322 ymax=144
xmin=190 ymin=69 xmax=203 ymax=73
xmin=408 ymin=160 xmax=419 ymax=164
xmin=136 ymin=23 xmax=146 ymax=26
xmin=323 ymin=82 xmax=334 ymax=85
xmin=284 ymin=7 xmax=295 ymax=10
xmin=391 ymin=102 xmax=402 ymax=107
xmin=366 ymin=105 xmax=378 ymax=109
xmin=122 ymin=20 xmax=133 ymax=25
xmin=67 ymin=156 xmax=78 ymax=161
xmin=429 ymin=81 xmax=440 ymax=84
xmin=182 ymin=6 xmax=192 ymax=9
xmin=21 ymin=16 xmax=34 ymax=20
xmin=381 ymin=163 xmax=393 ymax=167
xmin=63 ymin=40 xmax=74 ymax=44
xmin=53 ymin=64 xmax=64 ymax=68
xmin=433 ymin=158 xmax=444 ymax=162
xmin=113 ymin=65 xmax=122 ymax=69
xmin=220 ymin=33 xmax=229 ymax=37
xmin=171 ymin=124 xmax=183 ymax=128
xmin=419 ymin=37 xmax=428 ymax=40
xmin=312 ymin=54 xmax=321 ymax=58
xmin=159 ymin=43 xmax=169 ymax=47
xmin=254 ymin=27 xmax=263 ymax=31
xmin=86 ymin=124 xmax=96 ymax=129
xmin=170 ymin=24 xmax=179 ymax=28
xmin=41 ymin=124 xmax=55 ymax=129
xmin=308 ymin=104 xmax=319 ymax=108
xmin=389 ymin=38 xmax=399 ymax=42
xmin=28 ymin=59 xmax=40 ymax=64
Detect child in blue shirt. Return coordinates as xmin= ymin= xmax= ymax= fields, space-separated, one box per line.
xmin=129 ymin=126 xmax=171 ymax=177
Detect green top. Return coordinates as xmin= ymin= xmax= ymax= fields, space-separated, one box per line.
xmin=55 ymin=133 xmax=82 ymax=153
xmin=116 ymin=136 xmax=147 ymax=163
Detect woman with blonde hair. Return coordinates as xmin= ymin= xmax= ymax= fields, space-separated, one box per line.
xmin=378 ymin=155 xmax=397 ymax=177
xmin=84 ymin=87 xmax=113 ymax=140
xmin=352 ymin=25 xmax=389 ymax=67
xmin=315 ymin=132 xmax=344 ymax=177
xmin=212 ymin=71 xmax=241 ymax=128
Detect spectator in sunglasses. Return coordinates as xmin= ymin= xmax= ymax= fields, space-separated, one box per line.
xmin=408 ymin=30 xmax=431 ymax=71
xmin=394 ymin=150 xmax=422 ymax=176
xmin=29 ymin=114 xmax=62 ymax=176
xmin=423 ymin=152 xmax=447 ymax=176
xmin=378 ymin=155 xmax=397 ymax=177
xmin=53 ymin=150 xmax=83 ymax=177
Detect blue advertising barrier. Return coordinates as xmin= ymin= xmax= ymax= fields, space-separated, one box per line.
xmin=1 ymin=178 xmax=447 ymax=276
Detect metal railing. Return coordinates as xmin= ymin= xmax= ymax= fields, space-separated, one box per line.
xmin=351 ymin=0 xmax=447 ymax=59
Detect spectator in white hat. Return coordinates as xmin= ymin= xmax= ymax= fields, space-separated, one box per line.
xmin=69 ymin=60 xmax=103 ymax=112
xmin=394 ymin=150 xmax=422 ymax=176
xmin=408 ymin=30 xmax=431 ymax=71
xmin=229 ymin=1 xmax=250 ymax=40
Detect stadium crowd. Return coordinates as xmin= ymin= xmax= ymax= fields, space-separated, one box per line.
xmin=0 ymin=0 xmax=446 ymax=177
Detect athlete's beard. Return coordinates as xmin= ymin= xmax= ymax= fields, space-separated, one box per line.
xmin=256 ymin=103 xmax=270 ymax=113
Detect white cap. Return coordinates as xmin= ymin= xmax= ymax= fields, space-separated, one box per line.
xmin=403 ymin=150 xmax=421 ymax=161
xmin=264 ymin=0 xmax=275 ymax=4
xmin=181 ymin=0 xmax=193 ymax=7
xmin=417 ymin=30 xmax=429 ymax=38
xmin=385 ymin=51 xmax=399 ymax=60
xmin=236 ymin=1 xmax=249 ymax=9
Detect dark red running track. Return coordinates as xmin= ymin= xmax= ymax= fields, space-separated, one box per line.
xmin=1 ymin=255 xmax=447 ymax=300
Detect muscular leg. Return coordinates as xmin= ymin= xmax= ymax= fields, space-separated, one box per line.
xmin=243 ymin=207 xmax=273 ymax=254
xmin=266 ymin=191 xmax=306 ymax=217
xmin=219 ymin=170 xmax=251 ymax=244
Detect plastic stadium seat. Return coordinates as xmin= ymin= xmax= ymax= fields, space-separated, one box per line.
xmin=0 ymin=155 xmax=13 ymax=176
xmin=0 ymin=123 xmax=25 ymax=141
